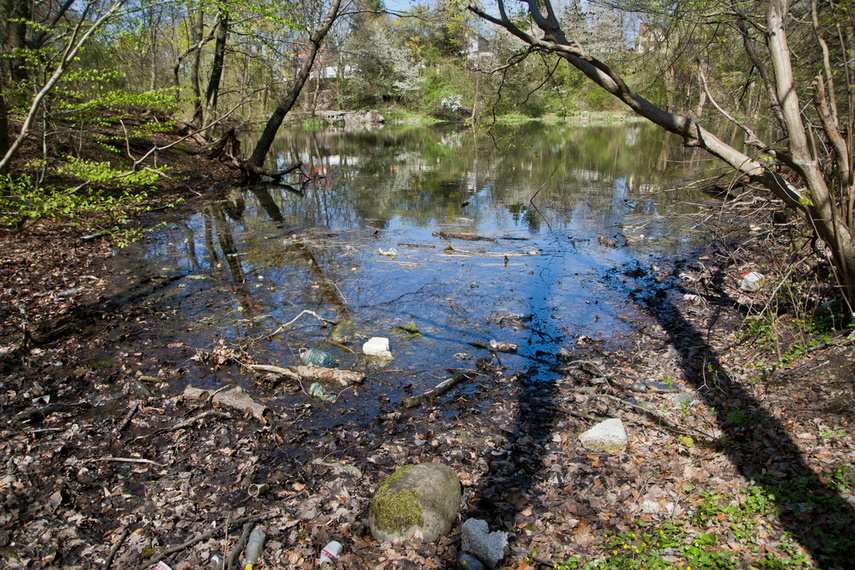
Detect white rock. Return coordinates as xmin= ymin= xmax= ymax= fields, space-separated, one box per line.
xmin=578 ymin=418 xmax=627 ymax=453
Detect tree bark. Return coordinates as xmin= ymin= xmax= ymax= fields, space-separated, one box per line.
xmin=245 ymin=0 xmax=342 ymax=173
xmin=203 ymin=10 xmax=229 ymax=131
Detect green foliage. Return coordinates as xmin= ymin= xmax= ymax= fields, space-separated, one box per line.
xmin=57 ymin=157 xmax=166 ymax=186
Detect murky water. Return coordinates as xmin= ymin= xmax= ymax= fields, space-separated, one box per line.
xmin=115 ymin=121 xmax=722 ymax=420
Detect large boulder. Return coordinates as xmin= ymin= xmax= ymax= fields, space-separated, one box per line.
xmin=368 ymin=463 xmax=461 ymax=543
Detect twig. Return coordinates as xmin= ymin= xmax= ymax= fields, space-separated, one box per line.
xmin=14 ymin=402 xmax=89 ymax=422
xmin=168 ymin=410 xmax=231 ymax=432
xmin=116 ymin=402 xmax=139 ymax=434
xmin=224 ymin=522 xmax=254 ymax=570
xmin=102 ymin=527 xmax=129 ymax=570
xmin=255 ymin=309 xmax=338 ymax=341
xmin=85 ymin=456 xmax=164 ymax=467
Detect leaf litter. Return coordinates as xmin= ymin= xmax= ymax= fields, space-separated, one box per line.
xmin=1 ymin=183 xmax=854 ymax=569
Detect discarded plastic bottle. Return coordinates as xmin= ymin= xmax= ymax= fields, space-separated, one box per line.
xmin=488 ymin=339 xmax=518 ymax=353
xmin=301 ymin=348 xmax=334 ymax=367
xmin=319 ymin=540 xmax=342 ymax=568
xmin=244 ymin=528 xmax=266 ymax=570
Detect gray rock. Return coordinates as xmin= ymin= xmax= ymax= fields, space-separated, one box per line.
xmin=368 ymin=463 xmax=461 ymax=543
xmin=579 ymin=418 xmax=627 ymax=453
xmin=461 ymin=519 xmax=508 ymax=569
xmin=673 ymin=392 xmax=696 ymax=407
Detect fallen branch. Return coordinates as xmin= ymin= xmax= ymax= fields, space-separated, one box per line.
xmin=403 ymin=371 xmax=474 ymax=408
xmin=434 ymin=231 xmax=497 ymax=242
xmin=168 ymin=410 xmax=231 ymax=432
xmin=225 ymin=521 xmax=254 ymax=570
xmin=14 ymin=402 xmax=89 ymax=422
xmin=249 ymin=364 xmax=301 ymax=381
xmin=295 ymin=365 xmax=365 ymax=386
xmin=85 ymin=456 xmax=164 ymax=467
xmin=115 ymin=401 xmax=139 ymax=434
xmin=183 ymin=386 xmax=273 ymax=425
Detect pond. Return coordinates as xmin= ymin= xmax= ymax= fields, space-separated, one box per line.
xmin=114 ymin=121 xmax=723 ymax=422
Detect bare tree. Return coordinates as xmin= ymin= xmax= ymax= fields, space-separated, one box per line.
xmin=469 ymin=0 xmax=855 ymax=311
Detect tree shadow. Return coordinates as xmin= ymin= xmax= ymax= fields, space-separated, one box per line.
xmin=623 ymin=262 xmax=854 ymax=568
xmin=467 ymin=256 xmax=854 ymax=569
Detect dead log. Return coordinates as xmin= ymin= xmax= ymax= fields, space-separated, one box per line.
xmin=250 ymin=363 xmax=365 ymax=386
xmin=402 ymin=371 xmax=473 ymax=409
xmin=295 ymin=365 xmax=365 ymax=386
xmin=183 ymin=385 xmax=273 ymax=424
xmin=434 ymin=231 xmax=497 ymax=242
xmin=250 ymin=364 xmax=300 ymax=381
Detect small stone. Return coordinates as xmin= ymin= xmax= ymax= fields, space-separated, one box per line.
xmin=457 ymin=551 xmax=485 ymax=569
xmin=461 ymin=519 xmax=508 ymax=569
xmin=579 ymin=418 xmax=627 ymax=453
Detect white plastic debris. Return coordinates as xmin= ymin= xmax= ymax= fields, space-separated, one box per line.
xmin=363 ymin=337 xmax=392 ymax=359
xmin=738 ymin=271 xmax=765 ymax=291
xmin=319 ymin=540 xmax=342 ymax=567
xmin=378 ymin=248 xmax=398 ymax=258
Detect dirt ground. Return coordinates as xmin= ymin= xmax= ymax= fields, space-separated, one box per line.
xmin=1 ymin=125 xmax=854 ymax=570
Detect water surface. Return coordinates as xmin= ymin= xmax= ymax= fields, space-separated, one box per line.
xmin=116 ymin=122 xmax=720 ymax=418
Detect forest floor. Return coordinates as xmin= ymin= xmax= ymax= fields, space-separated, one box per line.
xmin=0 ymin=120 xmax=854 ymax=570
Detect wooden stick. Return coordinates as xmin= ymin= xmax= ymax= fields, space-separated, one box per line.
xmin=14 ymin=402 xmax=88 ymax=422
xmin=85 ymin=457 xmax=164 ymax=467
xmin=116 ymin=402 xmax=139 ymax=434
xmin=403 ymin=371 xmax=474 ymax=408
xmin=102 ymin=527 xmax=129 ymax=570
xmin=168 ymin=410 xmax=231 ymax=432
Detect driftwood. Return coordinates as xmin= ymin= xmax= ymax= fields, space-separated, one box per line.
xmin=250 ymin=364 xmax=300 ymax=381
xmin=434 ymin=231 xmax=497 ymax=242
xmin=402 ymin=371 xmax=474 ymax=409
xmin=250 ymin=364 xmax=365 ymax=386
xmin=183 ymin=386 xmax=273 ymax=425
xmin=295 ymin=365 xmax=365 ymax=386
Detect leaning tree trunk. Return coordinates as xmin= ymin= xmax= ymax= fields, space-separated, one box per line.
xmin=244 ymin=0 xmax=342 ymax=175
xmin=203 ymin=10 xmax=229 ymax=135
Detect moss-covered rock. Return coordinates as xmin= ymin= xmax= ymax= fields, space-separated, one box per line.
xmin=368 ymin=463 xmax=461 ymax=543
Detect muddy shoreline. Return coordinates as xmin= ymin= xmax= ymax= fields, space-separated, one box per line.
xmin=1 ymin=134 xmax=854 ymax=569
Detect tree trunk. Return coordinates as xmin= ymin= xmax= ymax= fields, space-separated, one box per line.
xmin=0 ymin=95 xmax=9 ymax=174
xmin=203 ymin=10 xmax=229 ymax=132
xmin=245 ymin=0 xmax=342 ymax=174
xmin=695 ymin=59 xmax=707 ymax=118
xmin=191 ymin=8 xmax=204 ymax=125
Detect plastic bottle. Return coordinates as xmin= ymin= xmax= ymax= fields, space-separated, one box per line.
xmin=319 ymin=541 xmax=342 ymax=567
xmin=301 ymin=348 xmax=334 ymax=367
